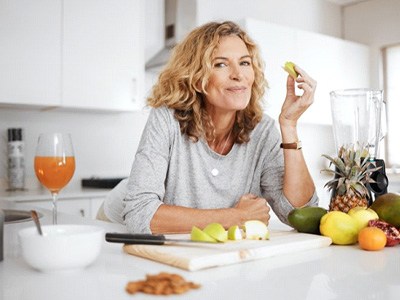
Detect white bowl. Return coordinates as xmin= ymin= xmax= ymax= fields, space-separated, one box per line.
xmin=18 ymin=224 xmax=104 ymax=272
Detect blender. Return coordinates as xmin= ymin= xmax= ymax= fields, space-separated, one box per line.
xmin=330 ymin=88 xmax=389 ymax=204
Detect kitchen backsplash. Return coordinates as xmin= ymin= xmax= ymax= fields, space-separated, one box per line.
xmin=0 ymin=108 xmax=150 ymax=190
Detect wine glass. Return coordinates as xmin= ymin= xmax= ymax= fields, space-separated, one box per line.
xmin=34 ymin=133 xmax=75 ymax=224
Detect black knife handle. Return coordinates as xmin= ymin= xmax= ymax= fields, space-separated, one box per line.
xmin=105 ymin=233 xmax=166 ymax=245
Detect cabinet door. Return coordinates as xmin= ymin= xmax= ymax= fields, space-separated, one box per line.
xmin=18 ymin=198 xmax=91 ymax=219
xmin=296 ymin=30 xmax=370 ymax=125
xmin=62 ymin=0 xmax=145 ymax=111
xmin=0 ymin=0 xmax=61 ymax=106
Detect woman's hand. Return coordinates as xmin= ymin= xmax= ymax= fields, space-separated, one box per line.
xmin=279 ymin=65 xmax=317 ymax=128
xmin=234 ymin=194 xmax=270 ymax=224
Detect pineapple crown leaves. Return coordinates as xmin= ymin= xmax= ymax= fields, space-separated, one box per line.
xmin=321 ymin=144 xmax=382 ymax=198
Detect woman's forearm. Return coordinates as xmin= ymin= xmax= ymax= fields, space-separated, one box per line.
xmin=280 ymin=123 xmax=315 ymax=206
xmin=150 ymin=204 xmax=241 ymax=234
xmin=149 ymin=193 xmax=271 ymax=234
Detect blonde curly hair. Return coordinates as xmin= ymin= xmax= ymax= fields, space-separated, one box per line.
xmin=147 ymin=21 xmax=267 ymax=143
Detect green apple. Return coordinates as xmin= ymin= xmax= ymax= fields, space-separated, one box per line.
xmin=203 ymin=223 xmax=228 ymax=242
xmin=282 ymin=61 xmax=298 ymax=79
xmin=190 ymin=226 xmax=218 ymax=243
xmin=227 ymin=225 xmax=243 ymax=240
xmin=242 ymin=220 xmax=269 ymax=240
xmin=348 ymin=206 xmax=379 ymax=231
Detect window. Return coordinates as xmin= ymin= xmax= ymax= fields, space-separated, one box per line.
xmin=383 ymin=44 xmax=400 ymax=168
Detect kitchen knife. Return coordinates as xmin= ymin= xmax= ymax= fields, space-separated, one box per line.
xmin=105 ymin=233 xmax=216 ymax=245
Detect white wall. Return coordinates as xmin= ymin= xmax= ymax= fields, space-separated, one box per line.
xmin=196 ymin=0 xmax=342 ymax=38
xmin=0 ymin=108 xmax=149 ymax=190
xmin=343 ymin=0 xmax=400 ymax=88
xmin=1 ymin=0 xmax=343 ymax=193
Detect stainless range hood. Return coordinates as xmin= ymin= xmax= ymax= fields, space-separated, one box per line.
xmin=145 ymin=0 xmax=197 ymax=71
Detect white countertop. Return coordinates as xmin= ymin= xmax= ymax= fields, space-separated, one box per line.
xmin=0 ymin=186 xmax=110 ymax=202
xmin=1 ymin=201 xmax=399 ymax=300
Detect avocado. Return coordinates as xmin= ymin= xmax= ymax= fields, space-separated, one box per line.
xmin=370 ymin=193 xmax=400 ymax=228
xmin=288 ymin=206 xmax=327 ymax=234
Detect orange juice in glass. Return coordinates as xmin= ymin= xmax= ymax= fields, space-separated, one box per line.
xmin=34 ymin=133 xmax=75 ymax=224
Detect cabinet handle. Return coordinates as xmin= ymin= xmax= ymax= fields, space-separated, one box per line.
xmin=80 ymin=209 xmax=85 ymax=217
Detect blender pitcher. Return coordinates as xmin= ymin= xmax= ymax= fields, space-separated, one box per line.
xmin=330 ymin=88 xmax=385 ymax=158
xmin=330 ymin=88 xmax=388 ymax=202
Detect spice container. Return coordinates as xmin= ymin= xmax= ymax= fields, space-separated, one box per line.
xmin=7 ymin=128 xmax=25 ymax=190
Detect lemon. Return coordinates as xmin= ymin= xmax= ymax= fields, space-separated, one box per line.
xmin=320 ymin=211 xmax=358 ymax=245
xmin=348 ymin=206 xmax=379 ymax=231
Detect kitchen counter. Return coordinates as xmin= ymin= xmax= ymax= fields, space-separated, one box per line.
xmin=1 ymin=201 xmax=399 ymax=300
xmin=0 ymin=186 xmax=110 ymax=202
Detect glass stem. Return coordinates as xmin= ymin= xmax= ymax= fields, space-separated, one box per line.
xmin=51 ymin=192 xmax=58 ymax=225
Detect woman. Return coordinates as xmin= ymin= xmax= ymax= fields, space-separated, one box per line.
xmin=111 ymin=21 xmax=318 ymax=234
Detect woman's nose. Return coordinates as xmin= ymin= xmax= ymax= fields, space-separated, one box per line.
xmin=229 ymin=65 xmax=244 ymax=81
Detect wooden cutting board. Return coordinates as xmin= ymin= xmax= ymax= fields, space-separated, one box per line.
xmin=123 ymin=230 xmax=332 ymax=271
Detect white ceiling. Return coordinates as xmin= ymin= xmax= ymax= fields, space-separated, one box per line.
xmin=325 ymin=0 xmax=370 ymax=6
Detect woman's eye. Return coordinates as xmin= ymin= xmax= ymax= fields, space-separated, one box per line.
xmin=240 ymin=61 xmax=251 ymax=66
xmin=214 ymin=62 xmax=227 ymax=68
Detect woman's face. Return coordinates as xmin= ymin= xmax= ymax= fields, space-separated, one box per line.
xmin=204 ymin=35 xmax=255 ymax=114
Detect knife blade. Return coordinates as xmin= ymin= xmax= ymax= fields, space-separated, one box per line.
xmin=105 ymin=233 xmax=216 ymax=245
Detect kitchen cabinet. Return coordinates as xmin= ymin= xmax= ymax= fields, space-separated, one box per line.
xmin=243 ymin=18 xmax=370 ymax=125
xmin=16 ymin=198 xmax=91 ymax=218
xmin=0 ymin=0 xmax=61 ymax=107
xmin=0 ymin=0 xmax=145 ymax=111
xmin=62 ymin=0 xmax=145 ymax=111
xmin=14 ymin=197 xmax=105 ymax=219
xmin=8 ymin=191 xmax=106 ymax=220
xmin=296 ymin=30 xmax=370 ymax=124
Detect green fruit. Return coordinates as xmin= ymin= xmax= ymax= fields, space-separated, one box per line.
xmin=288 ymin=206 xmax=327 ymax=234
xmin=283 ymin=61 xmax=299 ymax=78
xmin=348 ymin=206 xmax=379 ymax=231
xmin=190 ymin=226 xmax=217 ymax=243
xmin=203 ymin=223 xmax=228 ymax=242
xmin=242 ymin=220 xmax=269 ymax=240
xmin=320 ymin=211 xmax=358 ymax=245
xmin=370 ymin=193 xmax=400 ymax=227
xmin=227 ymin=225 xmax=243 ymax=240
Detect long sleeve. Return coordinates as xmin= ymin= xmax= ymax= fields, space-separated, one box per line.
xmin=122 ymin=107 xmax=173 ymax=233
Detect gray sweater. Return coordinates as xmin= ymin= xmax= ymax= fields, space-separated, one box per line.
xmin=120 ymin=106 xmax=318 ymax=233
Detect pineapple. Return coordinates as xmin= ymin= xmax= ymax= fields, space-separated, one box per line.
xmin=322 ymin=145 xmax=381 ymax=213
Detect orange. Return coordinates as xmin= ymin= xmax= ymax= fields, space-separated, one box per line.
xmin=358 ymin=227 xmax=387 ymax=251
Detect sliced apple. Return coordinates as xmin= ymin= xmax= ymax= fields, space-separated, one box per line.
xmin=203 ymin=223 xmax=228 ymax=242
xmin=190 ymin=226 xmax=218 ymax=243
xmin=227 ymin=225 xmax=243 ymax=240
xmin=243 ymin=220 xmax=269 ymax=240
xmin=282 ymin=61 xmax=298 ymax=79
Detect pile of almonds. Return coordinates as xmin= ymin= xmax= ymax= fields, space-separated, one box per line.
xmin=126 ymin=272 xmax=200 ymax=296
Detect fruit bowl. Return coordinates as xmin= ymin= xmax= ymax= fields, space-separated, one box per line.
xmin=18 ymin=224 xmax=104 ymax=272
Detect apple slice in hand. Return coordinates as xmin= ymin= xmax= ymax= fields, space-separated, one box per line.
xmin=282 ymin=61 xmax=299 ymax=79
